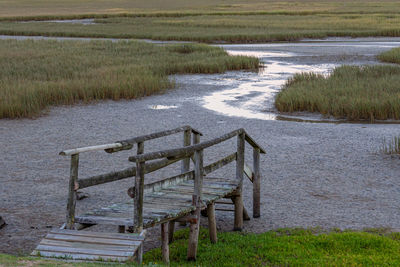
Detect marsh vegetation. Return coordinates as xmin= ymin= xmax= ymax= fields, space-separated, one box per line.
xmin=0 ymin=40 xmax=258 ymax=119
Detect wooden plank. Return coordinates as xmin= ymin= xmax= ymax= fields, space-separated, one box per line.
xmin=253 ymin=147 xmax=261 ymax=218
xmin=75 ymin=216 xmax=133 ymax=226
xmin=40 ymin=239 xmax=139 ymax=251
xmin=36 ymin=245 xmax=135 ymax=257
xmin=203 ymin=153 xmax=236 ymax=176
xmin=161 ymin=223 xmax=169 ymax=264
xmin=32 ymin=250 xmax=128 ymax=262
xmin=207 ymin=203 xmax=217 ymax=244
xmin=60 ymin=143 xmax=125 ymax=156
xmin=181 ymin=129 xmax=191 ymax=173
xmin=66 ymin=154 xmax=79 ymax=230
xmin=118 ymin=125 xmax=203 ymax=150
xmin=244 ymin=163 xmax=254 ymax=183
xmin=49 ymin=229 xmax=144 ymax=241
xmin=129 ymin=129 xmax=240 ymax=162
xmin=45 ymin=233 xmax=139 ymax=246
xmin=244 ymin=133 xmax=266 ymax=154
xmin=134 ymin=142 xmax=145 ymax=233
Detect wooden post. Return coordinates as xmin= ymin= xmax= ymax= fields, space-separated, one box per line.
xmin=134 ymin=142 xmax=144 ymax=233
xmin=253 ymin=147 xmax=261 ymax=218
xmin=168 ymin=221 xmax=175 ymax=244
xmin=182 ymin=129 xmax=191 ymax=173
xmin=161 ymin=222 xmax=170 ymax=264
xmin=187 ymin=148 xmax=203 ymax=261
xmin=207 ymin=203 xmax=217 ymax=243
xmin=66 ymin=154 xmax=79 ymax=230
xmin=234 ymin=133 xmax=245 ymax=231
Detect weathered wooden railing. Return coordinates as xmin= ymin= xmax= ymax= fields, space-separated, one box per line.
xmin=59 ymin=126 xmax=265 ymax=262
xmin=60 ymin=125 xmax=202 ymax=230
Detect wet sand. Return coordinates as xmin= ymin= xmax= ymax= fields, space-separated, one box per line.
xmin=1 ymin=38 xmax=400 ymax=255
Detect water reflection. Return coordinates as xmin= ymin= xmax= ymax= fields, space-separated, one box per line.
xmin=202 ymin=39 xmax=400 ymax=121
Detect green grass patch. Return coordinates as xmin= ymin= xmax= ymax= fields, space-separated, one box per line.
xmin=275 ymin=65 xmax=400 ymax=121
xmin=144 ymin=228 xmax=400 ymax=266
xmin=0 ymin=40 xmax=258 ymax=119
xmin=4 ymin=228 xmax=400 ymax=266
xmin=378 ymin=47 xmax=400 ymax=64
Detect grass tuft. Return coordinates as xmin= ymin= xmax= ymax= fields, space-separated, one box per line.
xmin=381 ymin=136 xmax=400 ymax=155
xmin=275 ymin=65 xmax=400 ymax=121
xmin=0 ymin=40 xmax=259 ymax=119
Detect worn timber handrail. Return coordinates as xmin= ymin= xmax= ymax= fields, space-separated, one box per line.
xmin=128 ymin=128 xmax=265 ymax=163
xmin=59 ymin=125 xmax=202 ymax=156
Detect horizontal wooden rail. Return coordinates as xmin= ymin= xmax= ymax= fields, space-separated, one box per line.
xmin=77 ymin=157 xmax=183 ymax=189
xmin=60 ymin=143 xmax=126 ymax=156
xmin=59 ymin=125 xmax=203 ymax=156
xmin=106 ymin=126 xmax=203 ymax=153
xmin=129 ymin=129 xmax=265 ymax=163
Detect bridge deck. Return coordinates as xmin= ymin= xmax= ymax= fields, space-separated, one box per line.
xmin=75 ymin=177 xmax=238 ymax=228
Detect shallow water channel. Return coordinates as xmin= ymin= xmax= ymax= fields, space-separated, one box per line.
xmin=207 ymin=38 xmax=400 ymax=122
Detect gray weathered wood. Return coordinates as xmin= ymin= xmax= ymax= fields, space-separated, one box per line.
xmin=236 ymin=133 xmax=245 ymax=186
xmin=168 ymin=221 xmax=175 ymax=244
xmin=244 ymin=163 xmax=253 ymax=182
xmin=60 ymin=143 xmax=124 ymax=156
xmin=50 ymin=228 xmax=144 ymax=241
xmin=233 ymin=194 xmax=243 ymax=231
xmin=129 ymin=128 xmax=264 ymax=162
xmin=207 ymin=203 xmax=217 ymax=243
xmin=66 ymin=154 xmax=79 ymax=229
xmin=182 ymin=129 xmax=191 ymax=173
xmin=187 ymin=148 xmax=203 ymax=261
xmin=127 ymin=153 xmax=236 ymax=197
xmin=253 ymin=147 xmax=261 ymax=218
xmin=79 ymin=157 xmax=181 ymax=190
xmin=129 ymin=129 xmax=240 ymax=162
xmin=161 ymin=223 xmax=170 ymax=264
xmin=134 ymin=142 xmax=144 ymax=233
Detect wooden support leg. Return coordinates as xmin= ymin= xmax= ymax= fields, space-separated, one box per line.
xmin=187 ymin=209 xmax=200 ymax=261
xmin=168 ymin=220 xmax=175 ymax=244
xmin=118 ymin=225 xmax=125 ymax=233
xmin=161 ymin=223 xmax=169 ymax=264
xmin=136 ymin=243 xmax=143 ymax=265
xmin=234 ymin=194 xmax=243 ymax=231
xmin=243 ymin=207 xmax=251 ymax=221
xmin=207 ymin=203 xmax=217 ymax=243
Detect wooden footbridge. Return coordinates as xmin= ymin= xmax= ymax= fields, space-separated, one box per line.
xmin=32 ymin=126 xmax=265 ymax=263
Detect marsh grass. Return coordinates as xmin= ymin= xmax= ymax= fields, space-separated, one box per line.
xmin=378 ymin=47 xmax=400 ymax=64
xmin=3 ymin=12 xmax=400 ymax=43
xmin=0 ymin=40 xmax=259 ymax=119
xmin=275 ymin=65 xmax=400 ymax=121
xmin=382 ymin=136 xmax=400 ymax=155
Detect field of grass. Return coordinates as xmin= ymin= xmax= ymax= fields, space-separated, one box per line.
xmin=3 ymin=228 xmax=400 ymax=266
xmin=1 ymin=1 xmax=400 ymax=43
xmin=2 ymin=13 xmax=400 ymax=43
xmin=275 ymin=65 xmax=400 ymax=121
xmin=0 ymin=40 xmax=258 ymax=119
xmin=1 ymin=1 xmax=400 ymax=19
